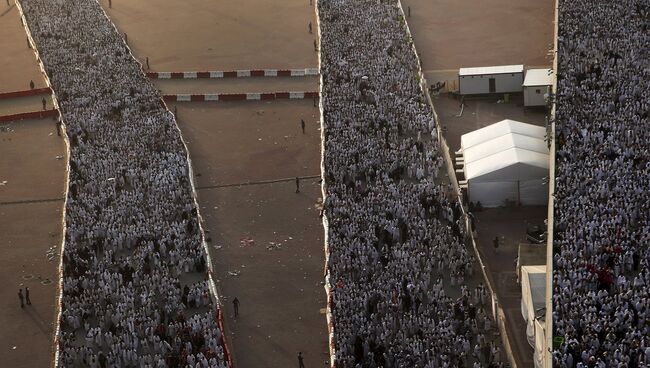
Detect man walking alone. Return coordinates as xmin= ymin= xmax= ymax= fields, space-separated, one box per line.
xmin=18 ymin=289 xmax=24 ymax=308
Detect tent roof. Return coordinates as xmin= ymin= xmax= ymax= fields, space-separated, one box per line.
xmin=523 ymin=68 xmax=553 ymax=87
xmin=462 ymin=120 xmax=549 ymax=181
xmin=459 ymin=64 xmax=524 ymax=77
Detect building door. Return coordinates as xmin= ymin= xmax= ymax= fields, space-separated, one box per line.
xmin=489 ymin=78 xmax=496 ymax=93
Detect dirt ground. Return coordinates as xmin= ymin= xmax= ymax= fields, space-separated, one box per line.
xmin=173 ymin=100 xmax=328 ymax=367
xmin=170 ymin=100 xmax=321 ymax=186
xmin=474 ymin=206 xmax=547 ymax=368
xmin=154 ymin=77 xmax=318 ymax=95
xmin=102 ymin=0 xmax=318 ymax=71
xmin=0 ymin=119 xmax=66 ymax=367
xmin=0 ymin=95 xmax=53 ymax=116
xmin=402 ymin=0 xmax=555 ymax=84
xmin=0 ymin=2 xmax=46 ymax=93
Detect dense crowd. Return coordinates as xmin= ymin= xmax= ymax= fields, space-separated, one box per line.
xmin=19 ymin=0 xmax=228 ymax=367
xmin=552 ymin=1 xmax=650 ymax=367
xmin=318 ymin=0 xmax=503 ymax=366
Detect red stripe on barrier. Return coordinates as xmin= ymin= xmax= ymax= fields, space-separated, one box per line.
xmin=277 ymin=70 xmax=291 ymax=77
xmin=145 ymin=72 xmax=158 ymax=78
xmin=162 ymin=95 xmax=176 ymax=102
xmin=219 ymin=93 xmax=246 ymax=101
xmin=260 ymin=93 xmax=276 ymax=100
xmin=250 ymin=70 xmax=264 ymax=77
xmin=223 ymin=71 xmax=237 ymax=78
xmin=170 ymin=72 xmax=184 ymax=79
xmin=0 ymin=109 xmax=58 ymax=123
xmin=0 ymin=87 xmax=52 ymax=100
xmin=305 ymin=91 xmax=319 ymax=98
xmin=216 ymin=308 xmax=234 ymax=368
xmin=197 ymin=71 xmax=210 ymax=78
xmin=190 ymin=95 xmax=205 ymax=102
xmin=275 ymin=92 xmax=290 ymax=99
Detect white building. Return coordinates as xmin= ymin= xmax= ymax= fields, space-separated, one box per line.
xmin=459 ymin=119 xmax=549 ymax=207
xmin=458 ymin=65 xmax=524 ymax=95
xmin=521 ymin=265 xmax=547 ymax=368
xmin=523 ymin=68 xmax=552 ymax=107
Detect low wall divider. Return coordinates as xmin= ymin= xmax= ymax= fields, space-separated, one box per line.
xmin=15 ymin=2 xmax=69 ymax=367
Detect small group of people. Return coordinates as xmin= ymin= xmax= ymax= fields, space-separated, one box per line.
xmin=318 ymin=0 xmax=504 ymax=366
xmin=18 ymin=287 xmax=32 ymax=308
xmin=552 ymin=0 xmax=650 ymax=367
xmin=19 ymin=0 xmax=229 ymax=366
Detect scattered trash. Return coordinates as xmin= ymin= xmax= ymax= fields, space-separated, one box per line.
xmin=55 ymin=155 xmax=63 ymax=160
xmin=227 ymin=270 xmax=241 ymax=277
xmin=12 ymin=346 xmax=17 ymax=350
xmin=41 ymin=278 xmax=52 ymax=285
xmin=266 ymin=242 xmax=282 ymax=251
xmin=239 ymin=236 xmax=254 ymax=247
xmin=22 ymin=274 xmax=34 ymax=280
xmin=213 ymin=245 xmax=223 ymax=250
xmin=0 ymin=180 xmax=7 ymax=186
xmin=49 ymin=132 xmax=53 ymax=136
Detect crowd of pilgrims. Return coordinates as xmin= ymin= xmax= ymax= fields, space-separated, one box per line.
xmin=318 ymin=0 xmax=504 ymax=367
xmin=552 ymin=1 xmax=650 ymax=367
xmin=19 ymin=0 xmax=228 ymax=367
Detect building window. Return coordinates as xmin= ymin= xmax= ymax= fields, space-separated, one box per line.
xmin=536 ymin=89 xmax=541 ymax=94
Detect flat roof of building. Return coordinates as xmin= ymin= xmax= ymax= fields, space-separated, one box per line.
xmin=459 ymin=64 xmax=524 ymax=76
xmin=523 ymin=68 xmax=553 ymax=87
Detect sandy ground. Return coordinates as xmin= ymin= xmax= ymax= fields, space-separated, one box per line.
xmin=173 ymin=100 xmax=328 ymax=367
xmin=0 ymin=119 xmax=66 ymax=367
xmin=474 ymin=206 xmax=547 ymax=368
xmin=171 ymin=100 xmax=321 ymax=186
xmin=0 ymin=2 xmax=46 ymax=93
xmin=154 ymin=76 xmax=318 ymax=95
xmin=102 ymin=0 xmax=318 ymax=71
xmin=402 ymin=0 xmax=555 ymax=84
xmin=0 ymin=95 xmax=53 ymax=116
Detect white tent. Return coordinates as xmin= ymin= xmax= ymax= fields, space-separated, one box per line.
xmin=461 ymin=119 xmax=549 ymax=207
xmin=521 ymin=265 xmax=546 ymax=368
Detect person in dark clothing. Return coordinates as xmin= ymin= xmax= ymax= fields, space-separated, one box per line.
xmin=25 ymin=287 xmax=31 ymax=305
xmin=308 ymin=22 xmax=312 ymax=33
xmin=56 ymin=119 xmax=62 ymax=136
xmin=408 ymin=6 xmax=411 ymax=17
xmin=493 ymin=236 xmax=499 ymax=253
xmin=18 ymin=289 xmax=24 ymax=308
xmin=30 ymin=80 xmax=35 ymax=90
xmin=233 ymin=297 xmax=239 ymax=317
xmin=42 ymin=97 xmax=47 ymax=110
xmin=298 ymin=352 xmax=305 ymax=368
xmin=295 ymin=177 xmax=300 ymax=193
xmin=301 ymin=119 xmax=306 ymax=134
xmin=146 ymin=57 xmax=150 ymax=70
